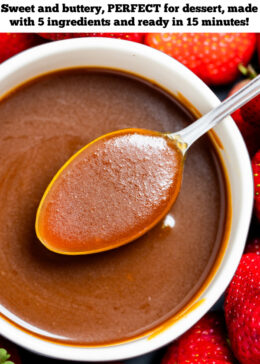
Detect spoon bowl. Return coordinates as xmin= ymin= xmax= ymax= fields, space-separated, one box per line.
xmin=36 ymin=128 xmax=184 ymax=254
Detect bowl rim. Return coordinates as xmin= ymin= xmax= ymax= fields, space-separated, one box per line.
xmin=0 ymin=37 xmax=254 ymax=362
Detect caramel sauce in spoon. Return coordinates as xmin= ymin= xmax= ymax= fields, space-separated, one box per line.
xmin=36 ymin=129 xmax=183 ymax=254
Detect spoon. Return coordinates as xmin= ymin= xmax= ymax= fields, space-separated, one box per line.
xmin=36 ymin=75 xmax=260 ymax=255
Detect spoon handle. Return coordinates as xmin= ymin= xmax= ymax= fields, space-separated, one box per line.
xmin=173 ymin=75 xmax=260 ymax=150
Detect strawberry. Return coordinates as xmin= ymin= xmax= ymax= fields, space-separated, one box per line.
xmin=232 ymin=115 xmax=259 ymax=157
xmin=225 ymin=254 xmax=260 ymax=364
xmin=161 ymin=312 xmax=234 ymax=363
xmin=241 ymin=94 xmax=260 ymax=126
xmin=0 ymin=336 xmax=21 ymax=364
xmin=257 ymin=34 xmax=260 ymax=65
xmin=229 ymin=79 xmax=260 ymax=156
xmin=245 ymin=237 xmax=260 ymax=255
xmin=39 ymin=33 xmax=144 ymax=43
xmin=237 ymin=64 xmax=260 ymax=127
xmin=145 ymin=33 xmax=256 ymax=85
xmin=252 ymin=150 xmax=260 ymax=222
xmin=0 ymin=33 xmax=43 ymax=63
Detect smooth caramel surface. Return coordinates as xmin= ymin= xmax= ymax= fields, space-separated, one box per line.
xmin=0 ymin=69 xmax=226 ymax=345
xmin=37 ymin=129 xmax=183 ymax=254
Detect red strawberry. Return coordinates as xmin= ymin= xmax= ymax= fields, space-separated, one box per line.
xmin=252 ymin=150 xmax=260 ymax=222
xmin=229 ymin=80 xmax=260 ymax=156
xmin=39 ymin=33 xmax=144 ymax=43
xmin=145 ymin=33 xmax=256 ymax=85
xmin=245 ymin=237 xmax=260 ymax=255
xmin=0 ymin=336 xmax=22 ymax=364
xmin=257 ymin=34 xmax=260 ymax=65
xmin=225 ymin=254 xmax=260 ymax=364
xmin=161 ymin=312 xmax=234 ymax=363
xmin=241 ymin=94 xmax=260 ymax=126
xmin=0 ymin=33 xmax=43 ymax=63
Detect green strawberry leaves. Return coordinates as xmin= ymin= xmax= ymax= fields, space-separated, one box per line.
xmin=0 ymin=348 xmax=14 ymax=364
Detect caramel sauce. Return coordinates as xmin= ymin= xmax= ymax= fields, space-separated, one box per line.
xmin=37 ymin=129 xmax=183 ymax=254
xmin=0 ymin=68 xmax=230 ymax=345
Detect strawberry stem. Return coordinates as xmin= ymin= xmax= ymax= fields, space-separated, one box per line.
xmin=238 ymin=63 xmax=257 ymax=79
xmin=247 ymin=64 xmax=257 ymax=79
xmin=238 ymin=63 xmax=249 ymax=76
xmin=0 ymin=348 xmax=14 ymax=364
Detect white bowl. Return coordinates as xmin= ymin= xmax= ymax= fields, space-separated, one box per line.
xmin=0 ymin=38 xmax=253 ymax=361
